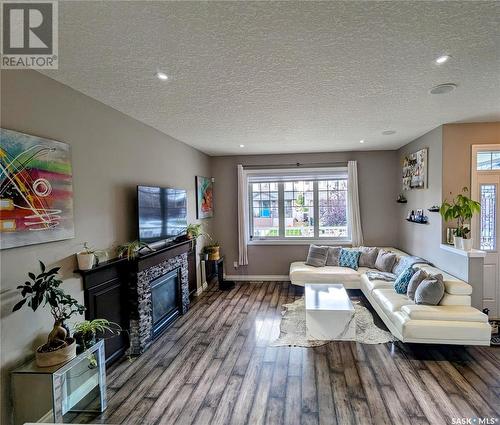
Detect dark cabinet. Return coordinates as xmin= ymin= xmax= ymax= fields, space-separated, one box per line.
xmin=188 ymin=247 xmax=197 ymax=297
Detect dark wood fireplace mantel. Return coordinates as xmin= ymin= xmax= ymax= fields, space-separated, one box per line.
xmin=78 ymin=238 xmax=197 ymax=363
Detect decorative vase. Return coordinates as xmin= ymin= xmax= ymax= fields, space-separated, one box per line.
xmin=462 ymin=238 xmax=473 ymax=251
xmin=35 ymin=338 xmax=77 ymax=367
xmin=77 ymin=252 xmax=95 ymax=270
xmin=453 ymin=236 xmax=463 ymax=249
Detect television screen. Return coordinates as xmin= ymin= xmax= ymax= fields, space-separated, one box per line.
xmin=138 ymin=186 xmax=187 ymax=243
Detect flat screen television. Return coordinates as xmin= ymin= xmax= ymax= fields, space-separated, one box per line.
xmin=137 ymin=185 xmax=187 ymax=243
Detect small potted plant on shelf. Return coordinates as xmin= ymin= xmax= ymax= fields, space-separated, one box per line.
xmin=12 ymin=261 xmax=85 ymax=367
xmin=186 ymin=223 xmax=203 ymax=240
xmin=440 ymin=187 xmax=480 ymax=250
xmin=76 ymin=242 xmax=96 ymax=270
xmin=117 ymin=240 xmax=154 ymax=260
xmin=73 ymin=319 xmax=121 ymax=353
xmin=204 ymin=241 xmax=221 ymax=261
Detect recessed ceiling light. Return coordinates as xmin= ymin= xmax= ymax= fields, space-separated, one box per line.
xmin=382 ymin=130 xmax=396 ymax=135
xmin=155 ymin=71 xmax=169 ymax=81
xmin=435 ymin=55 xmax=451 ymax=64
xmin=239 ymin=144 xmax=245 ymax=148
xmin=359 ymin=140 xmax=365 ymax=144
xmin=429 ymin=83 xmax=457 ymax=95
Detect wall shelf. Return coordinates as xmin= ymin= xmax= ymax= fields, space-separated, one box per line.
xmin=406 ymin=218 xmax=428 ymax=224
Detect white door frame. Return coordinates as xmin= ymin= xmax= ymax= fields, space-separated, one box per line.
xmin=471 ymin=144 xmax=500 ymax=318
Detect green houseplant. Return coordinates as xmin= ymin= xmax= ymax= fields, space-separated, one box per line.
xmin=13 ymin=261 xmax=86 ymax=367
xmin=186 ymin=223 xmax=204 ymax=240
xmin=73 ymin=319 xmax=121 ymax=352
xmin=76 ymin=242 xmax=96 ymax=270
xmin=117 ymin=240 xmax=154 ymax=260
xmin=440 ymin=187 xmax=481 ymax=250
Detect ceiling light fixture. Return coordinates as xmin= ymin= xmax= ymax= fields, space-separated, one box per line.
xmin=239 ymin=144 xmax=245 ymax=148
xmin=429 ymin=83 xmax=457 ymax=95
xmin=359 ymin=140 xmax=365 ymax=144
xmin=155 ymin=71 xmax=169 ymax=81
xmin=435 ymin=55 xmax=451 ymax=64
xmin=382 ymin=130 xmax=396 ymax=135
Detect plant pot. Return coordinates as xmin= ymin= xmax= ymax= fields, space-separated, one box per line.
xmin=462 ymin=238 xmax=473 ymax=251
xmin=206 ymin=246 xmax=220 ymax=261
xmin=453 ymin=236 xmax=463 ymax=249
xmin=35 ymin=338 xmax=76 ymax=367
xmin=77 ymin=252 xmax=95 ymax=270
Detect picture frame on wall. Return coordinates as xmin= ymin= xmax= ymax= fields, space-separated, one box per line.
xmin=402 ymin=148 xmax=427 ymax=190
xmin=0 ymin=128 xmax=75 ymax=249
xmin=196 ymin=176 xmax=214 ymax=219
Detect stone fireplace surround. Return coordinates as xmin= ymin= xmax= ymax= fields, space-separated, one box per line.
xmin=128 ymin=246 xmax=191 ymax=355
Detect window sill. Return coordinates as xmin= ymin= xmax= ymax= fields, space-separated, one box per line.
xmin=248 ymin=239 xmax=352 ymax=246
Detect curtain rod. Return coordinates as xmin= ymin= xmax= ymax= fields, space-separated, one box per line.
xmin=242 ymin=161 xmax=348 ymax=170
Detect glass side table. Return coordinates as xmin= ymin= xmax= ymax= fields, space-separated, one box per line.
xmin=12 ymin=339 xmax=107 ymax=425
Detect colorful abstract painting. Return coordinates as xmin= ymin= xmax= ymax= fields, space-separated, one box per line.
xmin=0 ymin=128 xmax=74 ymax=249
xmin=196 ymin=176 xmax=213 ymax=219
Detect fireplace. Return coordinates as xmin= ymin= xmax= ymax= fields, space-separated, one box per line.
xmin=151 ymin=268 xmax=181 ymax=338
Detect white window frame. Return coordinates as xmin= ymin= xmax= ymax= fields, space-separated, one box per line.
xmin=245 ymin=167 xmax=352 ymax=246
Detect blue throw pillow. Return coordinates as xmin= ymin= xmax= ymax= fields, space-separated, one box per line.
xmin=394 ymin=267 xmax=416 ymax=294
xmin=339 ymin=249 xmax=361 ymax=270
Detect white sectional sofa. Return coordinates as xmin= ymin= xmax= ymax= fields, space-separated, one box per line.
xmin=289 ymin=247 xmax=491 ymax=345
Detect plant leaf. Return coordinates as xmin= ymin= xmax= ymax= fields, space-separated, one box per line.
xmin=12 ymin=299 xmax=26 ymax=312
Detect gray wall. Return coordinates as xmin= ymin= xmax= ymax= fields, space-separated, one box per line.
xmin=0 ymin=70 xmax=212 ymax=425
xmin=395 ymin=126 xmax=468 ymax=279
xmin=212 ymin=151 xmax=399 ymax=276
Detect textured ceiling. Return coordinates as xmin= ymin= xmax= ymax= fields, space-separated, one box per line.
xmin=41 ymin=1 xmax=500 ymax=155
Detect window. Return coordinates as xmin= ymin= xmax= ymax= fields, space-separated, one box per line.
xmin=248 ymin=169 xmax=350 ymax=241
xmin=480 ymin=184 xmax=496 ymax=251
xmin=476 ymin=151 xmax=500 ymax=170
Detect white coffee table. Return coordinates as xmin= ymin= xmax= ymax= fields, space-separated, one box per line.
xmin=305 ymin=283 xmax=356 ymax=341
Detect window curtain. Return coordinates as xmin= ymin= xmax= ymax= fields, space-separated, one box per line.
xmin=348 ymin=160 xmax=364 ymax=246
xmin=237 ymin=164 xmax=249 ymax=265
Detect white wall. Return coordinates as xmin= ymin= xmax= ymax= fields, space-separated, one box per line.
xmin=0 ymin=70 xmax=212 ymax=425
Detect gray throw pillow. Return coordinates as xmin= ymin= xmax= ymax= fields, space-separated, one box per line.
xmin=392 ymin=256 xmax=409 ymax=276
xmin=406 ymin=269 xmax=428 ymax=300
xmin=358 ymin=247 xmax=379 ymax=268
xmin=325 ymin=247 xmax=342 ymax=266
xmin=415 ymin=274 xmax=445 ymax=305
xmin=305 ymin=245 xmax=328 ymax=267
xmin=374 ymin=249 xmax=397 ymax=273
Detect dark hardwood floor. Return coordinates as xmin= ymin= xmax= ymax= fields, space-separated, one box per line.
xmin=74 ymin=281 xmax=500 ymax=425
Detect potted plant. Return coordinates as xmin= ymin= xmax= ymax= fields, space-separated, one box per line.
xmin=73 ymin=319 xmax=121 ymax=353
xmin=13 ymin=261 xmax=86 ymax=367
xmin=440 ymin=187 xmax=481 ymax=250
xmin=204 ymin=241 xmax=221 ymax=261
xmin=117 ymin=240 xmax=154 ymax=260
xmin=76 ymin=242 xmax=96 ymax=270
xmin=186 ymin=223 xmax=203 ymax=240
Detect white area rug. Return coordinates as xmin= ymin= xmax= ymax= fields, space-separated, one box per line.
xmin=271 ymin=297 xmax=395 ymax=347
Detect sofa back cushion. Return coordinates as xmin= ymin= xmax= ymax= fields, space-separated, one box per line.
xmin=415 ymin=274 xmax=445 ymax=305
xmin=394 ymin=267 xmax=416 ymax=294
xmin=325 ymin=247 xmax=342 ymax=266
xmin=375 ymin=249 xmax=397 ymax=272
xmin=358 ymin=247 xmax=379 ymax=268
xmin=305 ymin=245 xmax=328 ymax=267
xmin=407 ymin=269 xmax=428 ymax=300
xmin=339 ymin=248 xmax=361 ymax=270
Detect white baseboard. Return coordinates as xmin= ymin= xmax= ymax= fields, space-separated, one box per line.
xmin=225 ymin=274 xmax=290 ymax=282
xmin=196 ymin=281 xmax=208 ymax=296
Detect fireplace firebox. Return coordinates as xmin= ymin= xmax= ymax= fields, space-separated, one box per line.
xmin=151 ymin=268 xmax=181 ymax=338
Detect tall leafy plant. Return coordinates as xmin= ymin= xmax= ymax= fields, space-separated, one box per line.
xmin=440 ymin=187 xmax=481 ymax=238
xmin=13 ymin=261 xmax=85 ymax=350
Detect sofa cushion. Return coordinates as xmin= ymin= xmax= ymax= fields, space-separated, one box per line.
xmin=305 ymin=245 xmax=329 ymax=267
xmin=372 ymin=288 xmax=414 ymax=317
xmin=358 ymin=247 xmax=379 ymax=268
xmin=415 ymin=264 xmax=472 ymax=295
xmin=392 ymin=256 xmax=410 ymax=276
xmin=394 ymin=267 xmax=416 ymax=294
xmin=401 ymin=305 xmax=488 ymax=323
xmin=407 ymin=269 xmax=428 ymax=300
xmin=439 ymin=293 xmax=471 ymax=306
xmin=375 ymin=249 xmax=397 ymax=272
xmin=415 ymin=274 xmax=444 ymax=305
xmin=339 ymin=248 xmax=361 ymax=270
xmin=289 ymin=262 xmax=361 ymax=287
xmin=325 ymin=247 xmax=342 ymax=266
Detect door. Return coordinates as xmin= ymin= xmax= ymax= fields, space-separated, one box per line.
xmin=472 ymin=145 xmax=500 ymax=319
